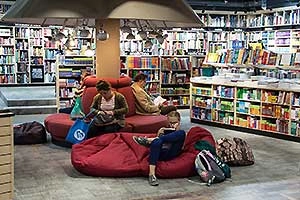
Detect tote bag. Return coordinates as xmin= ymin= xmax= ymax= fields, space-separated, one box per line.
xmin=70 ymin=97 xmax=85 ymax=120
xmin=66 ymin=111 xmax=93 ymax=144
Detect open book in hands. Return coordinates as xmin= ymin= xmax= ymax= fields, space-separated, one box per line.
xmin=157 ymin=127 xmax=176 ymax=137
xmin=153 ymin=96 xmax=167 ymax=106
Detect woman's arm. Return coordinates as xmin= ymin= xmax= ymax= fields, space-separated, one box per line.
xmin=113 ymin=93 xmax=129 ymax=115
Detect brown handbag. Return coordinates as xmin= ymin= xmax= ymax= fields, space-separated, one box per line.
xmin=216 ymin=137 xmax=255 ymax=166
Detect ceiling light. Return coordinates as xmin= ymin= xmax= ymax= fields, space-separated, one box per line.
xmin=97 ymin=29 xmax=109 ymax=41
xmin=156 ymin=34 xmax=164 ymax=44
xmin=65 ymin=34 xmax=76 ymax=48
xmin=144 ymin=39 xmax=153 ymax=48
xmin=121 ymin=25 xmax=132 ymax=33
xmin=137 ymin=30 xmax=147 ymax=40
xmin=85 ymin=46 xmax=94 ymax=56
xmin=148 ymin=30 xmax=158 ymax=38
xmin=53 ymin=29 xmax=66 ymax=41
xmin=126 ymin=32 xmax=135 ymax=40
xmin=79 ymin=27 xmax=90 ymax=37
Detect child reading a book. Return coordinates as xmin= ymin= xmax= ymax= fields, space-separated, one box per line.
xmin=132 ymin=111 xmax=186 ymax=186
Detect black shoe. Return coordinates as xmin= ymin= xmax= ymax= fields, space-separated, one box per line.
xmin=148 ymin=175 xmax=159 ymax=186
xmin=133 ymin=136 xmax=150 ymax=147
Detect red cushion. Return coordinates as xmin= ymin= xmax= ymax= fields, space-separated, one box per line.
xmin=117 ymin=86 xmax=136 ymax=117
xmin=71 ymin=126 xmax=215 ymax=178
xmin=82 ymin=87 xmax=98 ymax=114
xmin=44 ymin=113 xmax=74 ymax=141
xmin=83 ymin=76 xmax=118 ymax=88
xmin=118 ymin=76 xmax=132 ymax=87
xmin=44 ymin=113 xmax=135 ymax=142
xmin=126 ymin=115 xmax=169 ymax=133
xmin=81 ymin=76 xmax=132 ymax=114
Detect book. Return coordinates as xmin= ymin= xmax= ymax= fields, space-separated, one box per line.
xmin=153 ymin=96 xmax=167 ymax=106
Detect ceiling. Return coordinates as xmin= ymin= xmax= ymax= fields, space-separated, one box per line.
xmin=3 ymin=0 xmax=300 ymax=13
xmin=186 ymin=0 xmax=300 ymax=12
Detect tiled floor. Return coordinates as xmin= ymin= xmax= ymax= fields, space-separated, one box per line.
xmin=12 ymin=110 xmax=300 ymax=200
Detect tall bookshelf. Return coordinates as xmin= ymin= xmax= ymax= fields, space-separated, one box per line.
xmin=160 ymin=55 xmax=191 ymax=108
xmin=43 ymin=28 xmax=60 ymax=83
xmin=29 ymin=27 xmax=44 ymax=83
xmin=56 ymin=55 xmax=94 ymax=109
xmin=15 ymin=26 xmax=29 ymax=83
xmin=0 ymin=26 xmax=15 ymax=83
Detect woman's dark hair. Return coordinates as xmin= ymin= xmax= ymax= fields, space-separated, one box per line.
xmin=133 ymin=73 xmax=147 ymax=82
xmin=96 ymin=80 xmax=111 ymax=91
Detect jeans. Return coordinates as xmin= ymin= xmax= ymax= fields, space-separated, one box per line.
xmin=149 ymin=130 xmax=186 ymax=165
xmin=87 ymin=122 xmax=121 ymax=139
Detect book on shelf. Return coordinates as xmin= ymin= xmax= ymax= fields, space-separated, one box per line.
xmin=294 ymin=53 xmax=300 ymax=66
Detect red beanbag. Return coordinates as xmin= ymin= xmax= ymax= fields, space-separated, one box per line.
xmin=71 ymin=126 xmax=215 ymax=178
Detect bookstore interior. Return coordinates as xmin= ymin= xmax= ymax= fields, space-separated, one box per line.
xmin=1 ymin=0 xmax=300 ymax=141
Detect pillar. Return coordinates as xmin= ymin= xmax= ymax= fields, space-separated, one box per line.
xmin=95 ymin=19 xmax=120 ymax=78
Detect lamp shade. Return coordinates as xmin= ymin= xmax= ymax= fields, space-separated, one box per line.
xmin=97 ymin=30 xmax=109 ymax=41
xmin=2 ymin=0 xmax=203 ymax=28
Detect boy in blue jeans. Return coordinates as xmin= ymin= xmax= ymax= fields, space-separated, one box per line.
xmin=133 ymin=111 xmax=186 ymax=186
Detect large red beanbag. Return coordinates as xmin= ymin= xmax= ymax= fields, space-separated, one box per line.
xmin=71 ymin=126 xmax=215 ymax=178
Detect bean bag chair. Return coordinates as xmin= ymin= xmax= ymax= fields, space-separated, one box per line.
xmin=71 ymin=126 xmax=215 ymax=178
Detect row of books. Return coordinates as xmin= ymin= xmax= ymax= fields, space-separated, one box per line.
xmin=59 ymin=69 xmax=81 ymax=78
xmin=128 ymin=70 xmax=159 ymax=82
xmin=161 ymin=57 xmax=191 ymax=70
xmin=126 ymin=56 xmax=159 ymax=69
xmin=205 ymin=48 xmax=300 ymax=66
xmin=0 ymin=74 xmax=14 ymax=83
xmin=161 ymin=72 xmax=189 ymax=84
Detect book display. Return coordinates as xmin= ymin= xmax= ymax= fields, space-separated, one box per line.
xmin=190 ymin=77 xmax=300 ymax=141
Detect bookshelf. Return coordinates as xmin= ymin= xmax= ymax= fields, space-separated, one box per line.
xmin=15 ymin=26 xmax=29 ymax=83
xmin=29 ymin=27 xmax=44 ymax=83
xmin=160 ymin=55 xmax=191 ymax=108
xmin=43 ymin=28 xmax=61 ymax=83
xmin=123 ymin=55 xmax=160 ymax=95
xmin=56 ymin=55 xmax=94 ymax=109
xmin=190 ymin=78 xmax=300 ymax=141
xmin=0 ymin=26 xmax=15 ymax=83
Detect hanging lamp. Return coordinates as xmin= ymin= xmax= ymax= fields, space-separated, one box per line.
xmin=2 ymin=0 xmax=203 ymax=28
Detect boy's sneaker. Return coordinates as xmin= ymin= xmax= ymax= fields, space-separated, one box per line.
xmin=148 ymin=175 xmax=159 ymax=186
xmin=133 ymin=136 xmax=150 ymax=147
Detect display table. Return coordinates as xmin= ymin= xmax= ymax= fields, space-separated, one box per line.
xmin=0 ymin=111 xmax=14 ymax=200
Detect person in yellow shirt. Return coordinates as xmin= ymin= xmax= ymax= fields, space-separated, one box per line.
xmin=131 ymin=73 xmax=176 ymax=115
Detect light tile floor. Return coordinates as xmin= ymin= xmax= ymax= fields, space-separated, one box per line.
xmin=12 ymin=110 xmax=300 ymax=200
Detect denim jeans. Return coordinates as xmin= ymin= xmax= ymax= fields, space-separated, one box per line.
xmin=149 ymin=130 xmax=186 ymax=165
